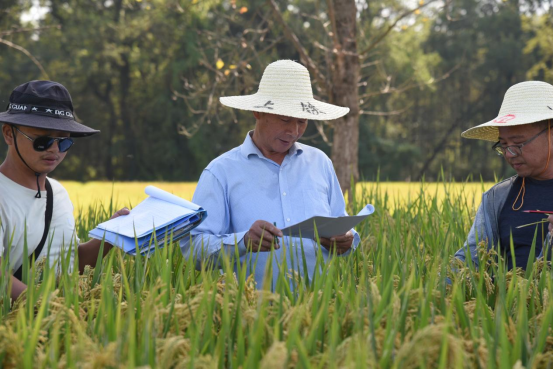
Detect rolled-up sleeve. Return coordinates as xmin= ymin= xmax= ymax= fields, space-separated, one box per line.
xmin=454 ymin=199 xmax=488 ymax=269
xmin=538 ymin=233 xmax=552 ymax=260
xmin=0 ymin=204 xmax=8 ymax=257
xmin=180 ymin=169 xmax=248 ymax=269
xmin=0 ymin=216 xmax=4 ymax=256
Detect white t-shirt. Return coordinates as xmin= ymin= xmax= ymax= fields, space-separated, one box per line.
xmin=0 ymin=173 xmax=79 ymax=272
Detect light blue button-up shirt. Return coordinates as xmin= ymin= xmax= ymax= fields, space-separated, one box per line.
xmin=181 ymin=132 xmax=360 ymax=288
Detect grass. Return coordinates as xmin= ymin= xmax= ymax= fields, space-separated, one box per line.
xmin=1 ymin=179 xmax=553 ymax=368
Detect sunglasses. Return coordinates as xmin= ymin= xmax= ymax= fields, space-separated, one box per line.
xmin=14 ymin=126 xmax=74 ymax=153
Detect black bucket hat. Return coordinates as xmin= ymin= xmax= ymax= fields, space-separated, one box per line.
xmin=0 ymin=80 xmax=99 ymax=137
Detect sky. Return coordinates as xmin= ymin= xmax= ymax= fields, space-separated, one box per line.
xmin=20 ymin=0 xmax=49 ymax=24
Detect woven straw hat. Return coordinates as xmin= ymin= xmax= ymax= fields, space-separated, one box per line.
xmin=462 ymin=81 xmax=553 ymax=142
xmin=220 ymin=60 xmax=349 ymax=120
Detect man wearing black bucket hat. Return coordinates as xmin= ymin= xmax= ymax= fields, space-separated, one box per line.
xmin=0 ymin=80 xmax=129 ymax=301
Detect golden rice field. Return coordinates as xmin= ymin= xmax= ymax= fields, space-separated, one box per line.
xmin=4 ymin=179 xmax=553 ymax=368
xmin=61 ymin=181 xmax=198 ymax=215
xmin=60 ymin=181 xmax=495 ymax=215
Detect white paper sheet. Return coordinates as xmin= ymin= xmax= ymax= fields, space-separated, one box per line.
xmin=90 ymin=211 xmax=204 ymax=253
xmin=95 ymin=185 xmax=202 ymax=238
xmin=145 ymin=185 xmax=200 ymax=210
xmin=279 ymin=204 xmax=375 ymax=239
xmin=89 ymin=186 xmax=206 ymax=255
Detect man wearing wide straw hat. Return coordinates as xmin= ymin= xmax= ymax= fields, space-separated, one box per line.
xmin=455 ymin=81 xmax=553 ymax=270
xmin=0 ymin=80 xmax=129 ymax=301
xmin=181 ymin=60 xmax=360 ymax=288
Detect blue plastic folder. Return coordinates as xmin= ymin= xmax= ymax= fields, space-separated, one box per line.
xmin=88 ymin=186 xmax=207 ymax=255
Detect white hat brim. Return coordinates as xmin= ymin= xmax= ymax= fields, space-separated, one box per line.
xmin=462 ymin=113 xmax=553 ymax=142
xmin=220 ymin=93 xmax=349 ymax=121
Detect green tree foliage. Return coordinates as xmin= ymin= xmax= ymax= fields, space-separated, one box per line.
xmin=1 ymin=0 xmax=553 ymax=182
xmin=390 ymin=0 xmax=544 ymax=180
xmin=1 ymin=0 xmax=219 ymax=181
xmin=524 ymin=13 xmax=553 ymax=82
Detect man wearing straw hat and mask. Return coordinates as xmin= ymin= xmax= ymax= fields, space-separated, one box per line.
xmin=181 ymin=60 xmax=360 ymax=288
xmin=455 ymin=81 xmax=553 ymax=270
xmin=0 ymin=80 xmax=129 ymax=301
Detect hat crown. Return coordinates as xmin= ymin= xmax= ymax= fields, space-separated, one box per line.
xmin=257 ymin=60 xmax=314 ymax=100
xmin=499 ymin=81 xmax=553 ymax=117
xmin=461 ymin=80 xmax=553 ymax=141
xmin=219 ymin=59 xmax=350 ymax=121
xmin=9 ymin=80 xmax=74 ymax=112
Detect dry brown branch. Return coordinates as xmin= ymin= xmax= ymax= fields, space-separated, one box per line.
xmin=360 ymin=105 xmax=411 ymax=116
xmin=360 ymin=60 xmax=382 ymax=69
xmin=171 ymin=88 xmax=207 ymax=115
xmin=359 ymin=63 xmax=460 ymax=100
xmin=0 ymin=25 xmax=60 ymax=37
xmin=313 ymin=41 xmax=331 ymax=52
xmin=267 ymin=0 xmax=331 ymax=96
xmin=298 ymin=121 xmax=332 ymax=145
xmin=246 ymin=36 xmax=284 ymax=68
xmin=312 ymin=40 xmax=359 ymax=57
xmin=298 ymin=12 xmax=331 ymax=32
xmin=199 ymin=58 xmax=222 ymax=78
xmin=242 ymin=27 xmax=269 ymax=35
xmin=314 ymin=120 xmax=332 ymax=145
xmin=444 ymin=0 xmax=462 ymax=22
xmin=325 ymin=0 xmax=341 ymax=52
xmin=360 ymin=82 xmax=412 ymax=99
xmin=175 ymin=6 xmax=283 ymax=137
xmin=0 ymin=38 xmax=49 ymax=79
xmin=177 ymin=79 xmax=218 ymax=137
xmin=359 ymin=0 xmax=439 ymax=57
xmin=177 ymin=123 xmax=202 ymax=138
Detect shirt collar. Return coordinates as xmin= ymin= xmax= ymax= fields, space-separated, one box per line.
xmin=240 ymin=131 xmax=303 ymax=159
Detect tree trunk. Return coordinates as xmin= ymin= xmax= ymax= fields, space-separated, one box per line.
xmin=119 ymin=52 xmax=137 ymax=179
xmin=329 ymin=0 xmax=360 ymax=191
xmin=89 ymin=79 xmax=115 ymax=180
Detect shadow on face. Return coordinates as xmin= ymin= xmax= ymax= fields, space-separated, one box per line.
xmin=497 ymin=121 xmax=553 ymax=179
xmin=2 ymin=124 xmax=71 ymax=174
xmin=252 ymin=112 xmax=308 ymax=155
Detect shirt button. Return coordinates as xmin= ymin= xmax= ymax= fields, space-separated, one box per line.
xmin=283 ymin=192 xmax=287 ymax=196
xmin=287 ymin=218 xmax=290 ymax=222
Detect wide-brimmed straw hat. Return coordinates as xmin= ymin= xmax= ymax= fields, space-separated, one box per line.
xmin=220 ymin=60 xmax=349 ymax=120
xmin=462 ymin=81 xmax=553 ymax=142
xmin=0 ymin=80 xmax=99 ymax=137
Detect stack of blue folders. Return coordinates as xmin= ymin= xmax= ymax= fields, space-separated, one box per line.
xmin=89 ymin=186 xmax=207 ymax=255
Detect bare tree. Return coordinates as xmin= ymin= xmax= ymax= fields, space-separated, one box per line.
xmin=0 ymin=25 xmax=59 ymax=79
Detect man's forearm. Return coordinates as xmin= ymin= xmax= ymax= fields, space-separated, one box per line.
xmin=0 ymin=256 xmax=27 ymax=301
xmin=78 ymin=239 xmax=113 ymax=273
xmin=77 ymin=207 xmax=129 ymax=273
xmin=9 ymin=274 xmax=26 ymax=302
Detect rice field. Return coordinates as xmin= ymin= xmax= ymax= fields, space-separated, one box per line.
xmin=2 ymin=180 xmax=553 ymax=368
xmin=61 ymin=181 xmax=198 ymax=216
xmin=61 ymin=181 xmax=494 ymax=215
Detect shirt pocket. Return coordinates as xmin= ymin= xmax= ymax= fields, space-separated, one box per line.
xmin=302 ymin=189 xmax=331 ymax=219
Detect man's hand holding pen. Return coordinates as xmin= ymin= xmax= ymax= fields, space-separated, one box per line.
xmin=320 ymin=231 xmax=354 ymax=255
xmin=244 ymin=220 xmax=282 ymax=252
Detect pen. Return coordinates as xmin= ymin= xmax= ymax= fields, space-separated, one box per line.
xmin=273 ymin=222 xmax=280 ymax=246
xmin=523 ymin=210 xmax=553 ymax=214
